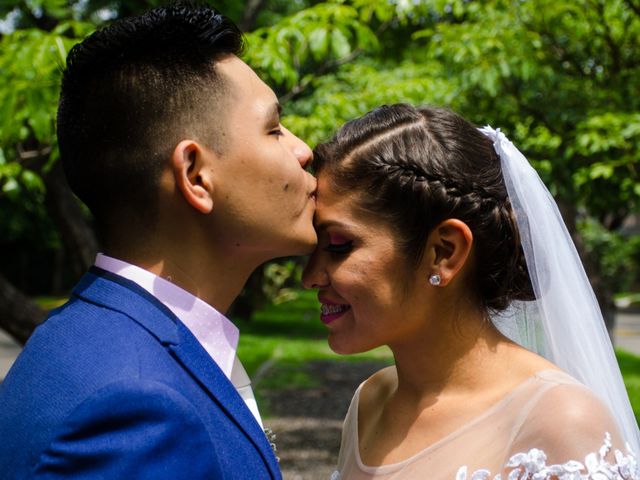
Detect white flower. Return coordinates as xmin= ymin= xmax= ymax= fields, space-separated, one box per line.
xmin=506 ymin=448 xmax=548 ymax=477
xmin=454 ymin=433 xmax=639 ymax=480
xmin=456 ymin=466 xmax=469 ymax=480
xmin=615 ymin=449 xmax=635 ymax=478
xmin=456 ymin=465 xmax=502 ymax=480
xmin=330 ymin=471 xmax=341 ymax=480
xmin=471 ymin=469 xmax=492 ymax=479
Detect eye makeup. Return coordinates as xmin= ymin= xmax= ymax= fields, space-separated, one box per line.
xmin=324 ymin=232 xmax=353 ymax=254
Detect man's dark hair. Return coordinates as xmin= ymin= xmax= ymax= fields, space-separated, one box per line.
xmin=57 ymin=3 xmax=244 ymax=245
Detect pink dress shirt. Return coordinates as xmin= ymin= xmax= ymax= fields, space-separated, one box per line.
xmin=94 ymin=253 xmax=263 ymax=426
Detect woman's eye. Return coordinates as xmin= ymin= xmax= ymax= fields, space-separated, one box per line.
xmin=270 ymin=128 xmax=283 ymax=136
xmin=324 ymin=241 xmax=353 ymax=255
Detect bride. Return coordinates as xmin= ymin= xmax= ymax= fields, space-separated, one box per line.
xmin=302 ymin=104 xmax=640 ymax=479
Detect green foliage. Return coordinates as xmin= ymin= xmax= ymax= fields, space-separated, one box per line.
xmin=573 ymin=113 xmax=640 ymax=218
xmin=416 ymin=0 xmax=640 ymax=214
xmin=285 ymin=59 xmax=456 ymax=145
xmin=245 ymin=2 xmax=381 ymax=90
xmin=578 ymin=218 xmax=640 ymax=294
xmin=2 ymin=0 xmax=640 ymax=305
xmin=0 ymin=24 xmax=85 ymax=144
xmin=34 ymin=295 xmax=67 ymax=310
xmin=616 ymin=349 xmax=640 ymax=424
xmin=0 ymin=164 xmax=51 ymax=244
xmin=262 ymin=260 xmax=303 ymax=304
xmin=0 ymin=17 xmax=91 ymax=260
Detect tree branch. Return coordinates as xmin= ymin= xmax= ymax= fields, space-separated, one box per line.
xmin=0 ymin=272 xmax=46 ymax=345
xmin=238 ymin=0 xmax=268 ymax=32
xmin=22 ymin=5 xmax=59 ymax=32
xmin=623 ymin=0 xmax=640 ymax=17
xmin=44 ymin=160 xmax=98 ymax=275
xmin=520 ymin=13 xmax=584 ymax=77
xmin=592 ymin=0 xmax=622 ymax=74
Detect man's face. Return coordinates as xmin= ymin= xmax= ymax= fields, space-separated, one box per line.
xmin=209 ymin=56 xmax=317 ymax=259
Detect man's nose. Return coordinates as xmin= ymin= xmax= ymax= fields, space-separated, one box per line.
xmin=282 ymin=126 xmax=313 ymax=168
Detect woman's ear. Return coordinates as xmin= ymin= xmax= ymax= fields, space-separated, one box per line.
xmin=425 ymin=219 xmax=473 ymax=286
xmin=171 ymin=140 xmax=215 ymax=214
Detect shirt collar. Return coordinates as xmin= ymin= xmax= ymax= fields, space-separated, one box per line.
xmin=94 ymin=253 xmax=239 ymax=379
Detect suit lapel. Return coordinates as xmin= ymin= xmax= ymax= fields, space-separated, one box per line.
xmin=168 ymin=325 xmax=280 ymax=477
xmin=73 ymin=268 xmax=281 ymax=478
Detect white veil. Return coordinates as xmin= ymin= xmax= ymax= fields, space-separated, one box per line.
xmin=480 ymin=126 xmax=640 ymax=454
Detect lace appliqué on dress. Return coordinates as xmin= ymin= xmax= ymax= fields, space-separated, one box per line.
xmin=456 ymin=433 xmax=639 ymax=480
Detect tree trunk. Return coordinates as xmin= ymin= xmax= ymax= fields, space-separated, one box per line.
xmin=238 ymin=0 xmax=268 ymax=31
xmin=44 ymin=161 xmax=98 ymax=275
xmin=0 ymin=160 xmax=98 ymax=343
xmin=0 ymin=273 xmax=46 ymax=345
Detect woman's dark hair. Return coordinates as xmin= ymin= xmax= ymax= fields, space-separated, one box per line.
xmin=57 ymin=3 xmax=244 ymax=245
xmin=313 ymin=104 xmax=534 ymax=312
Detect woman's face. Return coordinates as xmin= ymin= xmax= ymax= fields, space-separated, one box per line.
xmin=302 ymin=173 xmax=432 ymax=354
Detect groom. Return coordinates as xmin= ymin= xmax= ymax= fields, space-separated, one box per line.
xmin=0 ymin=4 xmax=316 ymax=479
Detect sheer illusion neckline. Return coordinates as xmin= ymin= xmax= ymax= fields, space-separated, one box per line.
xmin=353 ymin=369 xmax=571 ymax=474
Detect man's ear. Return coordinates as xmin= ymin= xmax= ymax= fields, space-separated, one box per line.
xmin=171 ymin=140 xmax=215 ymax=214
xmin=425 ymin=219 xmax=473 ymax=286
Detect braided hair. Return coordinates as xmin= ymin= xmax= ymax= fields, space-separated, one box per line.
xmin=313 ymin=104 xmax=534 ymax=312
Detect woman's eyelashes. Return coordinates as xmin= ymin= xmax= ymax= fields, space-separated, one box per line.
xmin=323 ymin=232 xmax=354 ymax=254
xmin=324 ymin=240 xmax=353 ymax=255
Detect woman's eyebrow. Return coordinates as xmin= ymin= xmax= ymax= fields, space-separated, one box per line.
xmin=314 ymin=219 xmax=353 ymax=231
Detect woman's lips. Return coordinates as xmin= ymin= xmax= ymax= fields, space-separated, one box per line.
xmin=320 ymin=303 xmax=351 ymax=325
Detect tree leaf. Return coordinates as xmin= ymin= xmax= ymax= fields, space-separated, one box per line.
xmin=309 ymin=28 xmax=329 ymax=60
xmin=330 ymin=28 xmax=351 ymax=59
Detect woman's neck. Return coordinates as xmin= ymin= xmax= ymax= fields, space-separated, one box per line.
xmin=389 ymin=305 xmax=518 ymax=402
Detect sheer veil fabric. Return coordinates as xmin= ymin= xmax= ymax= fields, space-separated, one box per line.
xmin=480 ymin=126 xmax=640 ymax=454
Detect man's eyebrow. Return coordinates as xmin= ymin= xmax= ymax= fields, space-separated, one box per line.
xmin=266 ymin=102 xmax=282 ymax=122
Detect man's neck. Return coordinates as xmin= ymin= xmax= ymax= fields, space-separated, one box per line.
xmin=106 ymin=248 xmax=254 ymax=314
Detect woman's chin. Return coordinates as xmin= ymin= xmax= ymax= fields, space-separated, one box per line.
xmin=327 ymin=336 xmax=350 ymax=355
xmin=328 ymin=336 xmax=376 ymax=356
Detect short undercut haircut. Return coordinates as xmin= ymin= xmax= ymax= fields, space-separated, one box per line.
xmin=57 ymin=3 xmax=244 ymax=243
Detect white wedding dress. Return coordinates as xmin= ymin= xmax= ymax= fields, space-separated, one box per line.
xmin=332 ymin=370 xmax=638 ymax=479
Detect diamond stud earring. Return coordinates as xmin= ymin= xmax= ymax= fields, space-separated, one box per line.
xmin=429 ymin=274 xmax=441 ymax=286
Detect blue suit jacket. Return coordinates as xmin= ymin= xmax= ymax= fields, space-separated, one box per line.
xmin=0 ymin=268 xmax=281 ymax=479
